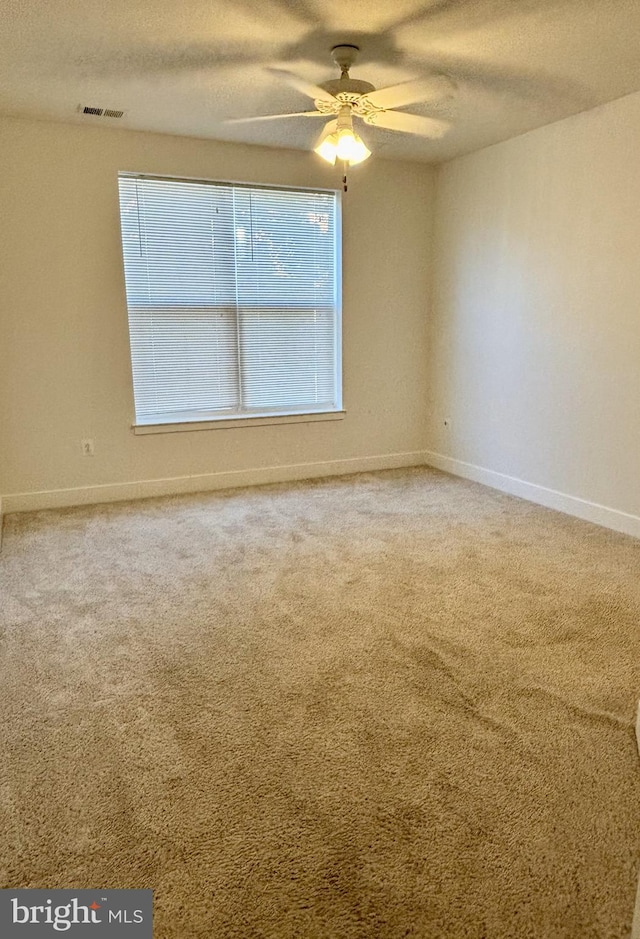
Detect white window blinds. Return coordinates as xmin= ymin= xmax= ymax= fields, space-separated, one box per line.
xmin=118 ymin=174 xmax=341 ymax=425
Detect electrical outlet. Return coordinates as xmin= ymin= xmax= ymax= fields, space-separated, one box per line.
xmin=81 ymin=438 xmax=95 ymax=456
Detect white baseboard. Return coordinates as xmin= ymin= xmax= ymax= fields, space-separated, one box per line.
xmin=424 ymin=450 xmax=640 ymax=540
xmin=0 ymin=450 xmax=427 ymax=514
xmin=4 ymin=449 xmax=640 ymax=541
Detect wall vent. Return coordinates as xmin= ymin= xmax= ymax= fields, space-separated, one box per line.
xmin=78 ymin=105 xmax=126 ymax=119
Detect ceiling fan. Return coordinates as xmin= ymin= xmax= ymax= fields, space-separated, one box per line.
xmin=227 ymin=44 xmax=456 ymax=168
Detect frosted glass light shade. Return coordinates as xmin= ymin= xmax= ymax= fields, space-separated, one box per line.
xmin=314 ymin=122 xmax=371 ymax=166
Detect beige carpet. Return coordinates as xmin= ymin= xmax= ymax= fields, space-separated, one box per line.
xmin=1 ymin=467 xmax=639 ymax=938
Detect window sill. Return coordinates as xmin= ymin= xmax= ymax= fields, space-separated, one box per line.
xmin=132 ymin=410 xmax=346 ymax=435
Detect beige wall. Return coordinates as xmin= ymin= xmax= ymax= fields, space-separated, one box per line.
xmin=0 ymin=115 xmax=434 ymax=503
xmin=5 ymin=94 xmax=640 ymax=524
xmin=429 ymin=90 xmax=640 ymax=520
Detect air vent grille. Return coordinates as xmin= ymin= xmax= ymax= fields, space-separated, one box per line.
xmin=79 ymin=105 xmax=125 ymax=119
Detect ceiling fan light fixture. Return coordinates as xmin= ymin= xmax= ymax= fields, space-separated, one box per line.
xmin=314 ymin=126 xmax=371 ymax=166
xmin=314 ymin=110 xmax=371 ymax=167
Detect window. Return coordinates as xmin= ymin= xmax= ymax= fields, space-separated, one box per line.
xmin=118 ymin=174 xmax=341 ymax=428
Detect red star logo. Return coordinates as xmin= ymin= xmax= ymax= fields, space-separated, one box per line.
xmin=89 ymin=902 xmax=101 ymax=910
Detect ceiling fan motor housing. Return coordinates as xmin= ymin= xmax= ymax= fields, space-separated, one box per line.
xmin=315 ymin=44 xmax=384 ymax=116
xmin=320 ymin=77 xmax=376 ymax=99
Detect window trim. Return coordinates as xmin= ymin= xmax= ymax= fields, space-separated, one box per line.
xmin=119 ymin=171 xmax=343 ymax=429
xmin=132 ymin=409 xmax=346 ymax=435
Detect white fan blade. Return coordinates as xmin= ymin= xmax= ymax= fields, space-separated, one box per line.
xmin=362 ymin=76 xmax=455 ymax=111
xmin=365 ymin=111 xmax=452 ymax=138
xmin=226 ymin=111 xmax=326 ymax=124
xmin=266 ymin=67 xmax=336 ymax=103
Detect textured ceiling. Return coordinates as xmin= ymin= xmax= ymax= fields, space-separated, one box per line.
xmin=1 ymin=0 xmax=640 ymax=163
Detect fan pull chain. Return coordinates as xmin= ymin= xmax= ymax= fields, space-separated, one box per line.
xmin=342 ymin=161 xmax=348 ymax=193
